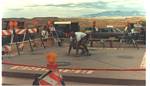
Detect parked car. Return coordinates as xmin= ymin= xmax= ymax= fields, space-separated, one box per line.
xmin=90 ymin=28 xmax=124 ymax=39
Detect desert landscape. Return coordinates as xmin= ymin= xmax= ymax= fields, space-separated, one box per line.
xmin=2 ymin=16 xmax=146 ymax=30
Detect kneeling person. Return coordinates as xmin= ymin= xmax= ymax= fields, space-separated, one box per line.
xmin=75 ymin=32 xmax=90 ymax=56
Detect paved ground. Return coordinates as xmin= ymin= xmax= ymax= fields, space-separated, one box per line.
xmin=2 ymin=42 xmax=146 ymax=85
xmin=2 ymin=76 xmax=104 ymax=86
xmin=3 ymin=76 xmax=145 ymax=86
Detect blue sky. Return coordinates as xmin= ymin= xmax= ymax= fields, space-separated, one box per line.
xmin=2 ymin=0 xmax=146 ymax=18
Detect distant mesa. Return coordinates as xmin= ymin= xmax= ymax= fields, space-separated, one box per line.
xmin=82 ymin=11 xmax=145 ymax=17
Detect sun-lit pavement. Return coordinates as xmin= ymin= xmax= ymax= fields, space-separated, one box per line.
xmin=140 ymin=53 xmax=146 ymax=68
xmin=2 ymin=42 xmax=146 ymax=85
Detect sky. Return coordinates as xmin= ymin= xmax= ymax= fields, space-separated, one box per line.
xmin=1 ymin=0 xmax=146 ymax=18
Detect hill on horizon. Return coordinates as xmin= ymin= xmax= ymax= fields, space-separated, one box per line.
xmin=82 ymin=11 xmax=145 ymax=17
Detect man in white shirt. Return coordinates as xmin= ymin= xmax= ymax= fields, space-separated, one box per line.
xmin=75 ymin=32 xmax=87 ymax=42
xmin=75 ymin=32 xmax=90 ymax=56
xmin=68 ymin=31 xmax=90 ymax=56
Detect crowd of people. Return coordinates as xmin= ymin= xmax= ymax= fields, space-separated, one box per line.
xmin=2 ymin=20 xmax=146 ymax=56
xmin=40 ymin=22 xmax=91 ymax=57
xmin=21 ymin=20 xmax=147 ymax=56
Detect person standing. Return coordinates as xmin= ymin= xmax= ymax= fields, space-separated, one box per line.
xmin=48 ymin=21 xmax=61 ymax=47
xmin=133 ymin=21 xmax=143 ymax=40
xmin=124 ymin=22 xmax=132 ymax=33
xmin=41 ymin=25 xmax=49 ymax=42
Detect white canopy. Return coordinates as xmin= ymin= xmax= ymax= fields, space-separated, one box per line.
xmin=54 ymin=21 xmax=71 ymax=24
xmin=107 ymin=25 xmax=113 ymax=28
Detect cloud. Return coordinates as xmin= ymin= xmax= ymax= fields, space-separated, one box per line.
xmin=8 ymin=8 xmax=23 ymax=11
xmin=74 ymin=1 xmax=107 ymax=8
xmin=3 ymin=0 xmax=145 ymax=18
xmin=26 ymin=0 xmax=145 ymax=12
xmin=104 ymin=0 xmax=145 ymax=11
xmin=27 ymin=1 xmax=107 ymax=9
xmin=26 ymin=5 xmax=40 ymax=7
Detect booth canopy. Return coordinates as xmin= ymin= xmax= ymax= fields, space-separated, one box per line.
xmin=54 ymin=21 xmax=71 ymax=24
